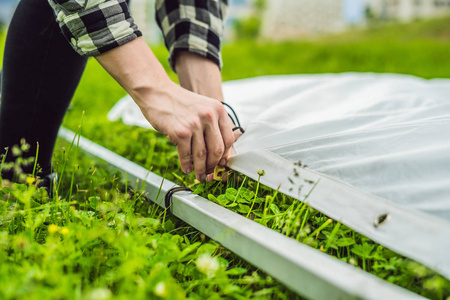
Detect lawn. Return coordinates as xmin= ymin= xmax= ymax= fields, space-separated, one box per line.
xmin=1 ymin=15 xmax=450 ymax=299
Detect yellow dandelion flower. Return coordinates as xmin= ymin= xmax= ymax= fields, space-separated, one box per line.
xmin=60 ymin=228 xmax=69 ymax=235
xmin=48 ymin=224 xmax=59 ymax=234
xmin=26 ymin=177 xmax=35 ymax=185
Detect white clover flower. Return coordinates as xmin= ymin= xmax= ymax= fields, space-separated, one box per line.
xmin=196 ymin=254 xmax=220 ymax=278
xmin=154 ymin=281 xmax=167 ymax=297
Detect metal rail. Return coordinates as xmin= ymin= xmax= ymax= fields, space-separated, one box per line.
xmin=58 ymin=127 xmax=424 ymax=300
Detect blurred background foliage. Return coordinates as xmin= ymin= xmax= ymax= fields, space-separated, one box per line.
xmin=232 ymin=0 xmax=266 ymax=40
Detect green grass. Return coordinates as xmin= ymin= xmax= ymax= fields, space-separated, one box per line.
xmin=220 ymin=15 xmax=450 ymax=80
xmin=222 ymin=39 xmax=450 ymax=79
xmin=0 ymin=139 xmax=298 ymax=299
xmin=2 ymin=15 xmax=450 ymax=299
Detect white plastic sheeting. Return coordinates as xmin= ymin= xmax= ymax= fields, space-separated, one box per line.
xmin=108 ymin=73 xmax=450 ymax=278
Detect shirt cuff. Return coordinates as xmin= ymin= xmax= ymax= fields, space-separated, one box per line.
xmin=49 ymin=0 xmax=142 ymax=56
xmin=155 ymin=0 xmax=227 ymax=72
xmin=166 ymin=20 xmax=223 ymax=71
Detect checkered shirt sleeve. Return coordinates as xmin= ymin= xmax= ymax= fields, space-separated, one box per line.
xmin=155 ymin=0 xmax=228 ymax=71
xmin=48 ymin=0 xmax=142 ymax=57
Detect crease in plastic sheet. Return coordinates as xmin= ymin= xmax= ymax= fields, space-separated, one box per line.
xmin=108 ymin=73 xmax=450 ymax=279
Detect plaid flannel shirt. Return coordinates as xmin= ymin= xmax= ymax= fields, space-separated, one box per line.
xmin=48 ymin=0 xmax=228 ymax=70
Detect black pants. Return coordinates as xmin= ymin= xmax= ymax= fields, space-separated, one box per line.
xmin=0 ymin=0 xmax=88 ymax=180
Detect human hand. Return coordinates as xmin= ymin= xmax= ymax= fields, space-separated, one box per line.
xmin=139 ymin=81 xmax=235 ymax=181
xmin=174 ymin=51 xmax=244 ymax=181
xmin=206 ymin=129 xmax=242 ymax=182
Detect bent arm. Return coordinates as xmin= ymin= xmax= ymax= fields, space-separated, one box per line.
xmin=175 ymin=51 xmax=224 ymax=101
xmin=156 ymin=1 xmax=242 ymax=173
xmin=47 ymin=0 xmax=234 ymax=180
xmin=96 ymin=38 xmax=234 ymax=181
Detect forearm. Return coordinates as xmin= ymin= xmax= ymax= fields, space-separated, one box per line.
xmin=175 ymin=51 xmax=224 ymax=101
xmin=95 ymin=37 xmax=172 ymax=107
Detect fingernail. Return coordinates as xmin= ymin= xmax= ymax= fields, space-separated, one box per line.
xmin=207 ymin=174 xmax=214 ymax=182
xmin=185 ymin=168 xmax=192 ymax=174
xmin=200 ymin=174 xmax=206 ymax=181
xmin=219 ymin=158 xmax=227 ymax=166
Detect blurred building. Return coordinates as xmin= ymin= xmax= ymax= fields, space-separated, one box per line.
xmin=260 ymin=0 xmax=347 ymax=40
xmin=369 ymin=0 xmax=450 ymax=21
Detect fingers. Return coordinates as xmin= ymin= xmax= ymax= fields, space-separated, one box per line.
xmin=173 ymin=125 xmax=193 ymax=175
xmin=218 ymin=112 xmax=235 ymax=167
xmin=169 ymin=98 xmax=241 ymax=181
xmin=204 ymin=124 xmax=225 ymax=174
xmin=188 ymin=104 xmax=241 ymax=180
xmin=207 ymin=173 xmax=215 ymax=182
xmin=176 ymin=142 xmax=192 ymax=175
xmin=192 ymin=131 xmax=207 ymax=181
xmin=206 ymin=167 xmax=231 ymax=183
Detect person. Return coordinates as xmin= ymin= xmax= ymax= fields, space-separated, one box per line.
xmin=0 ymin=0 xmax=236 ymax=187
